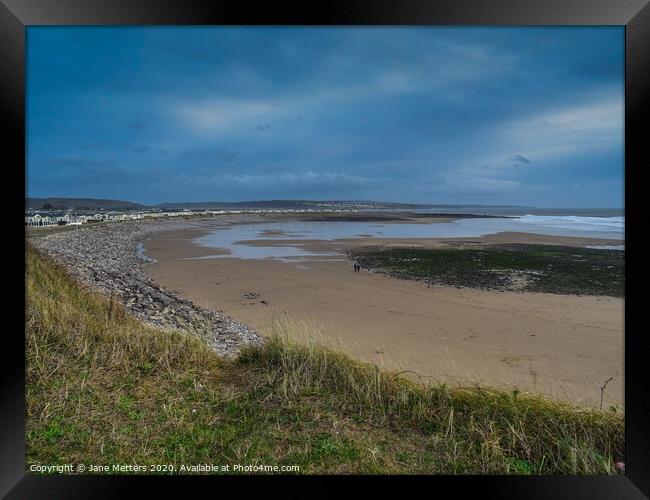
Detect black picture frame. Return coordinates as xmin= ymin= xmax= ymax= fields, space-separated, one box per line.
xmin=3 ymin=0 xmax=648 ymax=498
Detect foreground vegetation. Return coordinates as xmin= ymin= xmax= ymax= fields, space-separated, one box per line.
xmin=349 ymin=244 xmax=624 ymax=297
xmin=26 ymin=245 xmax=623 ymax=474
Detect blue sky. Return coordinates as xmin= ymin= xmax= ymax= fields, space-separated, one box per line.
xmin=27 ymin=27 xmax=624 ymax=207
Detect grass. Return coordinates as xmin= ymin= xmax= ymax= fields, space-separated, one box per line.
xmin=26 ymin=224 xmax=85 ymax=238
xmin=349 ymin=244 xmax=624 ymax=297
xmin=26 ymin=244 xmax=623 ymax=474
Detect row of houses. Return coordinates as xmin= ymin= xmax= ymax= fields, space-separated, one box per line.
xmin=25 ymin=209 xmax=225 ymax=227
xmin=25 ymin=212 xmax=146 ymax=227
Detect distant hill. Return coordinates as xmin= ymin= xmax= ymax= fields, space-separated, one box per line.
xmin=27 ymin=198 xmax=431 ymax=211
xmin=26 ymin=197 xmax=534 ymax=212
xmin=154 ymin=200 xmax=431 ymax=210
xmin=26 ymin=198 xmax=146 ymax=210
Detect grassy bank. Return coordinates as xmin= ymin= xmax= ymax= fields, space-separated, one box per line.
xmin=26 ymin=245 xmax=623 ymax=474
xmin=349 ymin=244 xmax=624 ymax=297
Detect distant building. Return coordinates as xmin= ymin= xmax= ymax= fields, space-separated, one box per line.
xmin=26 ymin=214 xmax=57 ymax=227
xmin=26 ymin=206 xmax=240 ymax=227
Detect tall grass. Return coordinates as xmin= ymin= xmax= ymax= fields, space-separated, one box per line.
xmin=26 ymin=244 xmax=623 ymax=474
xmin=26 ymin=245 xmax=223 ymax=467
xmin=238 ymin=317 xmax=623 ymax=474
xmin=26 ymin=245 xmax=216 ymax=377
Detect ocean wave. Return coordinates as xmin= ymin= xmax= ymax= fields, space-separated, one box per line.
xmin=585 ymin=245 xmax=625 ymax=251
xmin=515 ymin=215 xmax=624 ymax=233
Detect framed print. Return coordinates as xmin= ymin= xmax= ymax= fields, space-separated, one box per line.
xmin=2 ymin=0 xmax=649 ymax=498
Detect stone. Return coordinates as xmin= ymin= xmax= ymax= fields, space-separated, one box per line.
xmin=30 ymin=219 xmax=264 ymax=357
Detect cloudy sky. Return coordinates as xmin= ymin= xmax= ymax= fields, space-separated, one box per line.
xmin=27 ymin=27 xmax=624 ymax=207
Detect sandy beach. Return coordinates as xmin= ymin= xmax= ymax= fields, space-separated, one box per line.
xmin=143 ymin=221 xmax=624 ymax=407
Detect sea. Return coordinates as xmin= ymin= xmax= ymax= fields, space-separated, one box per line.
xmin=189 ymin=207 xmax=625 ymax=261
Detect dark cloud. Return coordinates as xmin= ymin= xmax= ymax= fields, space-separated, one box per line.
xmin=181 ymin=149 xmax=238 ymax=162
xmin=257 ymin=123 xmax=273 ymax=131
xmin=509 ymin=155 xmax=531 ymax=165
xmin=132 ymin=145 xmax=150 ymax=154
xmin=47 ymin=156 xmax=164 ymax=184
xmin=214 ymin=149 xmax=238 ymax=162
xmin=128 ymin=120 xmax=144 ymax=131
xmin=50 ymin=157 xmax=111 ymax=169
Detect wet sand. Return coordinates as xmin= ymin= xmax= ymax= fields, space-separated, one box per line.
xmin=143 ymin=222 xmax=624 ymax=407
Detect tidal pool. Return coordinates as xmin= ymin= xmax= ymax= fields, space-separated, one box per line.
xmin=189 ymin=215 xmax=624 ymax=260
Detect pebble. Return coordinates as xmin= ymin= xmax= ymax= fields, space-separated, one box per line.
xmin=29 ymin=219 xmax=264 ymax=358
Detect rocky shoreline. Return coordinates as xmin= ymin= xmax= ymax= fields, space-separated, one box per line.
xmin=347 ymin=244 xmax=624 ymax=297
xmin=28 ymin=219 xmax=263 ymax=357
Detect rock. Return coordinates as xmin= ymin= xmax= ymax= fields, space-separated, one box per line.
xmin=29 ymin=219 xmax=264 ymax=357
